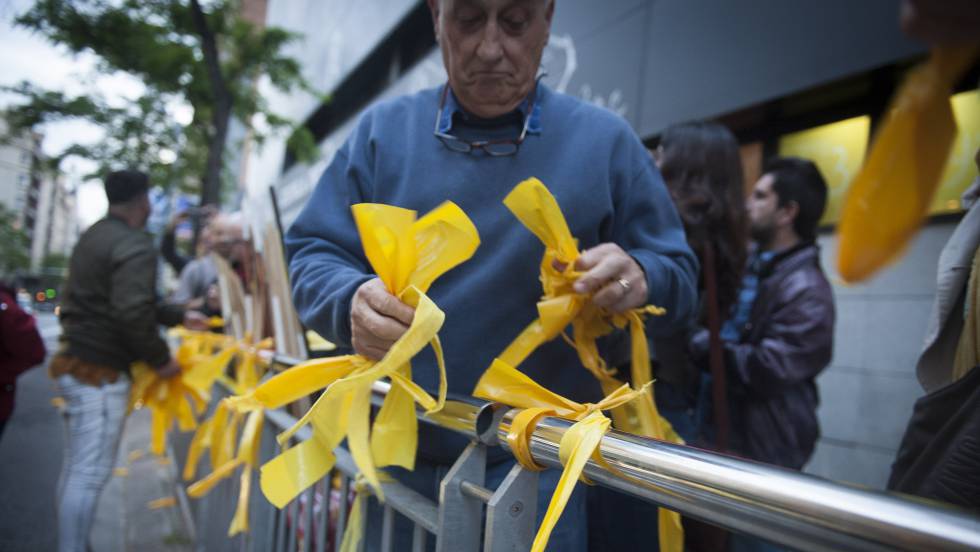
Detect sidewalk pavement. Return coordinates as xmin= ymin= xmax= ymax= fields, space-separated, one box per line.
xmin=90 ymin=407 xmax=194 ymax=552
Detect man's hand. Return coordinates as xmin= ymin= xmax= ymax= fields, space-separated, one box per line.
xmin=156 ymin=358 xmax=181 ymax=379
xmin=571 ymin=243 xmax=648 ymax=313
xmin=183 ymin=310 xmax=210 ymax=331
xmin=350 ymin=278 xmax=415 ymax=360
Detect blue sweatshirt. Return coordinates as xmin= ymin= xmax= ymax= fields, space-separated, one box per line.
xmin=286 ymin=84 xmax=698 ymax=459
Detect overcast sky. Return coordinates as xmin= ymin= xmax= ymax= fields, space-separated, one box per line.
xmin=1 ymin=0 xmax=147 ymax=227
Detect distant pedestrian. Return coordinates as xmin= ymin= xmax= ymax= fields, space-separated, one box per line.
xmin=51 ymin=170 xmax=208 ymax=552
xmin=0 ymin=280 xmax=46 ymax=441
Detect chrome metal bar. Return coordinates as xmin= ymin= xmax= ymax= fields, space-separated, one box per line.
xmin=499 ymin=411 xmax=980 ymax=552
xmin=459 ymin=480 xmax=494 ymax=504
xmin=262 ymin=358 xmax=980 ymax=551
xmin=369 ymin=380 xmax=498 ymax=444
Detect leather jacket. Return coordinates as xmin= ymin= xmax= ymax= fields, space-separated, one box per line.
xmin=693 ymin=242 xmax=835 ymax=469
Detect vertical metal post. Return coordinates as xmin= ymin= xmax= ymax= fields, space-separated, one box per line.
xmin=315 ymin=476 xmax=329 ymax=552
xmin=412 ymin=524 xmax=427 ymax=552
xmin=485 ymin=464 xmax=539 ymax=552
xmin=286 ymin=499 xmax=298 ymax=552
xmin=334 ymin=475 xmax=350 ymax=552
xmin=380 ymin=505 xmax=395 ymax=552
xmin=301 ymin=487 xmax=314 ymax=552
xmin=436 ymin=442 xmax=486 ymax=552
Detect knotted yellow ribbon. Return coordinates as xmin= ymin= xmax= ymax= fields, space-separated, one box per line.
xmin=475 ymin=359 xmax=656 ymax=552
xmin=129 ymin=344 xmax=213 ymax=456
xmin=172 ymin=333 xmax=274 ymax=535
xmin=837 ymin=44 xmax=979 ymax=282
xmin=226 ymin=201 xmax=480 ymax=508
xmin=488 ymin=177 xmax=683 ymax=551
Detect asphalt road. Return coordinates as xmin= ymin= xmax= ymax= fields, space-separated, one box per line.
xmin=0 ymin=312 xmax=63 ymax=552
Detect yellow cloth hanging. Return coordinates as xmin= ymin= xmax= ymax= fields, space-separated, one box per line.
xmin=226 ymin=201 xmax=480 ymax=508
xmin=186 ymin=407 xmax=265 ymax=536
xmin=485 ymin=177 xmax=683 ymax=552
xmin=475 ymin=359 xmax=665 ymax=552
xmin=837 ymin=45 xmax=979 ymax=282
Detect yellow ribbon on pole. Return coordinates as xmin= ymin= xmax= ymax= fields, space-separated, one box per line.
xmin=226 ymin=201 xmax=480 ymax=508
xmin=185 ymin=407 xmax=265 ymax=536
xmin=475 ymin=359 xmax=657 ymax=552
xmin=484 ymin=177 xmax=683 ymax=551
xmin=837 ymin=44 xmax=979 ymax=282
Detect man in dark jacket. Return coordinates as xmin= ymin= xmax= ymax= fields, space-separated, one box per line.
xmin=50 ymin=170 xmax=207 ymax=552
xmin=693 ymin=157 xmax=835 ymax=471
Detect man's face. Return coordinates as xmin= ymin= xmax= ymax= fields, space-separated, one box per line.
xmin=747 ymin=173 xmax=780 ymax=246
xmin=430 ymin=0 xmax=554 ymax=118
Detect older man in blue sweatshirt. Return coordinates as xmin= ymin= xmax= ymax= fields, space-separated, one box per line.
xmin=285 ymin=0 xmax=698 ymax=549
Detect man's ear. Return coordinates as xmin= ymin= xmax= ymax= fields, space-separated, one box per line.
xmin=427 ymin=0 xmax=441 ymax=42
xmin=778 ymin=200 xmax=799 ymax=228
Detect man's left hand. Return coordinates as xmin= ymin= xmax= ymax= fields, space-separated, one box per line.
xmin=183 ymin=310 xmax=211 ymax=331
xmin=572 ymin=243 xmax=648 ymax=313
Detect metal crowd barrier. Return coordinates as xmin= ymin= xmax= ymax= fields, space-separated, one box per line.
xmin=171 ymin=356 xmax=980 ymax=552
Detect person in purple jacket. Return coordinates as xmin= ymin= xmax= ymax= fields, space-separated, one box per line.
xmin=0 ymin=281 xmax=46 ymax=441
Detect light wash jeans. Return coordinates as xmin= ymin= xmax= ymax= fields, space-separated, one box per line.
xmin=56 ymin=373 xmax=130 ymax=552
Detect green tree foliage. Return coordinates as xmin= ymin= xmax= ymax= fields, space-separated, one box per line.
xmin=4 ymin=0 xmax=320 ymax=205
xmin=0 ymin=204 xmax=32 ymax=277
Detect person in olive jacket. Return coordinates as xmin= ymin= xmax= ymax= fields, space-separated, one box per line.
xmin=50 ymin=170 xmax=208 ymax=552
xmin=691 ymin=157 xmax=835 ymax=471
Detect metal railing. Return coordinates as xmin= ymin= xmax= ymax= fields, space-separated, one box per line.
xmin=172 ymin=357 xmax=980 ymax=552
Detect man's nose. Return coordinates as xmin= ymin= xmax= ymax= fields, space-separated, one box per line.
xmin=475 ymin=20 xmax=504 ymax=63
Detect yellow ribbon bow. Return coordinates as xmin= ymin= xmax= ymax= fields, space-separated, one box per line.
xmin=485 ymin=177 xmax=683 ymax=551
xmin=475 ymin=359 xmax=669 ymax=552
xmin=497 ymin=177 xmax=679 ymax=441
xmin=837 ymin=44 xmax=979 ymax=282
xmin=129 ymin=334 xmax=234 ymax=456
xmin=226 ymin=201 xmax=480 ymax=508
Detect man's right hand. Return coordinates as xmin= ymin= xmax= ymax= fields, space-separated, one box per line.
xmin=156 ymin=358 xmax=181 ymax=379
xmin=350 ymin=278 xmax=415 ymax=360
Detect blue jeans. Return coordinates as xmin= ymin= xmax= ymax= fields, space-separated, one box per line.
xmin=364 ymin=455 xmax=587 ymax=551
xmin=55 ymin=374 xmax=130 ymax=552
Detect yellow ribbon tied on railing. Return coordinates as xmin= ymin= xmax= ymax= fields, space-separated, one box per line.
xmin=226 ymin=201 xmax=480 ymax=508
xmin=487 ymin=177 xmax=683 ymax=551
xmin=837 ymin=44 xmax=979 ymax=282
xmin=498 ymin=177 xmax=679 ymax=441
xmin=177 ymin=335 xmax=274 ymax=535
xmin=128 ymin=333 xmax=236 ymax=455
xmin=186 ymin=406 xmax=265 ymax=536
xmin=475 ymin=359 xmax=655 ymax=552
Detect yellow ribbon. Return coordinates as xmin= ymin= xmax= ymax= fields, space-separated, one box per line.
xmin=185 ymin=406 xmax=265 ymax=535
xmin=486 ymin=177 xmax=683 ymax=551
xmin=129 ymin=355 xmax=209 ymax=456
xmin=226 ymin=201 xmax=480 ymax=508
xmin=475 ymin=359 xmax=660 ymax=552
xmin=170 ymin=333 xmax=274 ymax=535
xmin=837 ymin=45 xmax=979 ymax=282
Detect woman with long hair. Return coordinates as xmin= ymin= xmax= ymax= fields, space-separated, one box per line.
xmin=653 ymin=121 xmax=748 ymax=444
xmin=589 ymin=122 xmax=748 ymax=551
